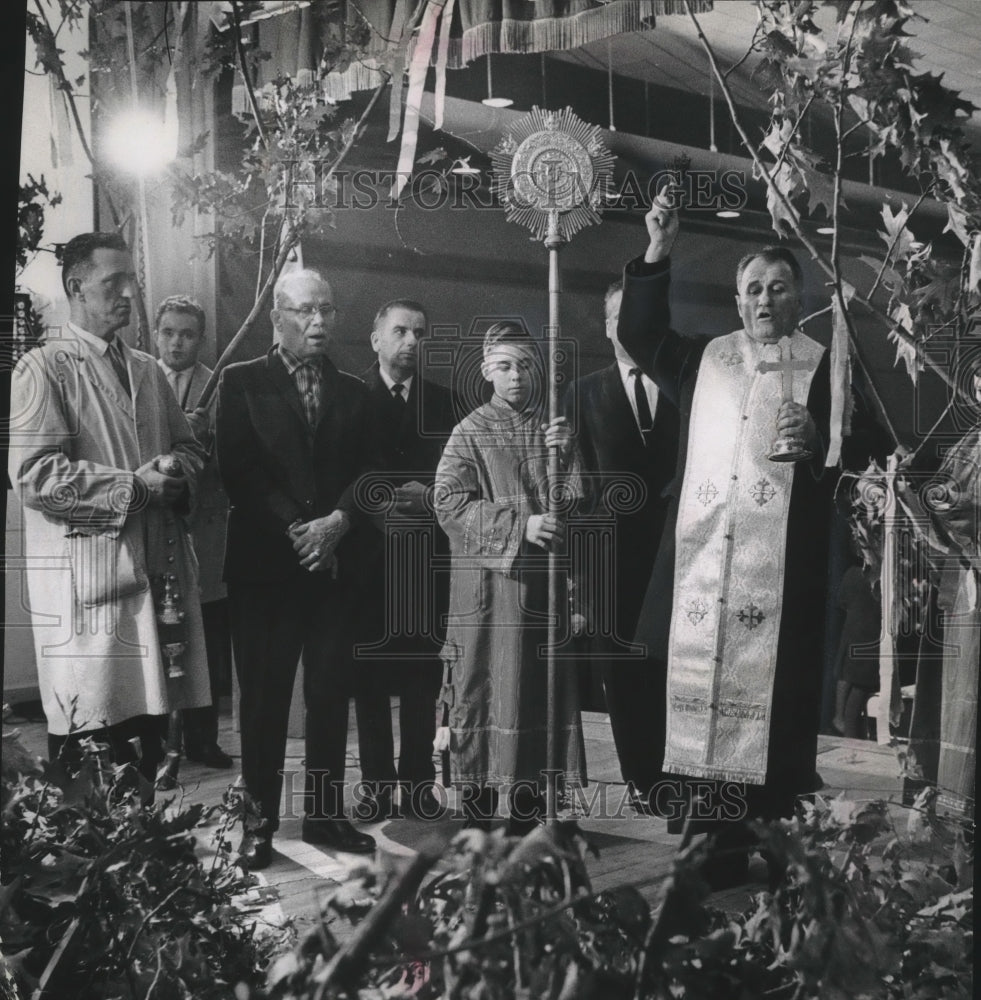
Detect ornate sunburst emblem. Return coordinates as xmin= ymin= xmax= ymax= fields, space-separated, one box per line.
xmin=490 ymin=107 xmax=615 ymax=242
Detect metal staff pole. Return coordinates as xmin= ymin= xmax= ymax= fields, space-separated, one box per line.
xmin=545 ymin=209 xmax=562 ymax=824
xmin=491 ymin=107 xmax=614 ymax=828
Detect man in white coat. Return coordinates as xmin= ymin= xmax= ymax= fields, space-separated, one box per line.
xmin=8 ymin=232 xmax=210 ymax=782
xmin=154 ymin=295 xmax=234 ymax=773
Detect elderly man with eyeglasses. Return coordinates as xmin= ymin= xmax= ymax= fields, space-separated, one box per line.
xmin=216 ymin=268 xmax=378 ymax=868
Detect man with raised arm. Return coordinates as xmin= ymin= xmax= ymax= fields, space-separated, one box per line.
xmin=618 ymin=195 xmax=889 ymax=886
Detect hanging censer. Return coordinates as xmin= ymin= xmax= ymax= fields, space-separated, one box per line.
xmin=154 ymin=455 xmax=188 ymax=679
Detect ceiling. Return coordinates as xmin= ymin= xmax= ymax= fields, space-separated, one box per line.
xmin=552 ymin=0 xmax=981 ymax=143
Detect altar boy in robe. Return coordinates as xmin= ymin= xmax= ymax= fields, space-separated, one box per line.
xmin=617 ymin=196 xmax=889 ymax=886
xmin=434 ymin=322 xmax=586 ymax=834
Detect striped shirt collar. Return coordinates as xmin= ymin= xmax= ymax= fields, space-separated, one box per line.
xmin=277 ymin=345 xmax=323 ymax=426
xmin=277 ymin=344 xmax=324 ymax=375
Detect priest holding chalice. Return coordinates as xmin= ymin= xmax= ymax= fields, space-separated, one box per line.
xmin=615 ymin=187 xmax=889 ymax=889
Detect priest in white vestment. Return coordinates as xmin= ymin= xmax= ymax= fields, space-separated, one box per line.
xmin=617 ymin=198 xmax=889 ymax=886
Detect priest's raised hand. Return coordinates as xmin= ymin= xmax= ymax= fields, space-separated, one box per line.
xmin=643 ymin=185 xmax=682 ymax=264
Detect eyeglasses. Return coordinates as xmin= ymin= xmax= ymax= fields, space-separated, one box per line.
xmin=280 ymin=304 xmax=337 ymax=319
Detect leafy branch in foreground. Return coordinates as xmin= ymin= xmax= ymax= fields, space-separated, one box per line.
xmin=686 ymin=0 xmax=981 ymax=395
xmin=168 ymin=2 xmax=380 ymax=264
xmin=0 ymin=723 xmax=970 ymax=999
xmin=0 ymin=730 xmax=290 ymax=999
xmin=18 ymin=173 xmax=62 ymax=277
xmin=242 ymin=794 xmax=972 ymax=1000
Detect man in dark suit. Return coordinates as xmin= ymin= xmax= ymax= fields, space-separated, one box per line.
xmin=352 ymin=299 xmax=457 ymax=821
xmin=155 ymin=296 xmax=234 ymax=779
xmin=565 ymin=281 xmax=679 ymax=813
xmin=216 ymin=268 xmax=376 ymax=868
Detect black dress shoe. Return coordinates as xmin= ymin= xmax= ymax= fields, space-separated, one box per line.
xmin=237 ymin=835 xmax=273 ymax=871
xmin=156 ymin=752 xmax=181 ymax=791
xmin=185 ymin=744 xmax=235 ymax=769
xmin=156 ymin=771 xmax=179 ymax=792
xmin=402 ymin=785 xmax=448 ymax=821
xmin=302 ymin=818 xmax=376 ymax=854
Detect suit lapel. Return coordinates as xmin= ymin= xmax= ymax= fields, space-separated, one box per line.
xmin=85 ymin=338 xmax=135 ymax=419
xmin=600 ymin=363 xmax=644 ymax=446
xmin=365 ymin=362 xmax=412 ymax=436
xmin=186 ymin=362 xmax=211 ymax=409
xmin=395 ymin=378 xmax=415 ymax=441
xmin=127 ymin=346 xmax=148 ymax=403
xmin=266 ymin=350 xmax=310 ymax=430
xmin=59 ymin=327 xmax=133 ymax=419
xmin=314 ymin=359 xmax=342 ymax=432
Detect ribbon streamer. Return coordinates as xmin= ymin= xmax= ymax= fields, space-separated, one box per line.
xmin=826 ymin=295 xmax=853 ymax=468
xmin=391 ymin=0 xmax=447 ymax=200
xmin=385 ymin=0 xmax=412 ymax=142
xmin=433 ymin=0 xmax=456 ymax=130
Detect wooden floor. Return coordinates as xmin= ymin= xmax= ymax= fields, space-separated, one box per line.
xmin=4 ymin=699 xmax=905 ymax=937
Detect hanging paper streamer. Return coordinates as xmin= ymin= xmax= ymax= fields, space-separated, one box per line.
xmin=213 ymin=1 xmax=713 ymax=199
xmin=48 ymin=77 xmax=75 ymax=170
xmin=826 ymin=291 xmax=854 ymax=468
xmin=385 ymin=0 xmax=412 ymax=142
xmin=433 ymin=0 xmax=457 ymax=130
xmin=391 ymin=0 xmax=447 ymax=200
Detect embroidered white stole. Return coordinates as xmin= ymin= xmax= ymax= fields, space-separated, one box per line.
xmin=663 ymin=328 xmax=825 ymax=784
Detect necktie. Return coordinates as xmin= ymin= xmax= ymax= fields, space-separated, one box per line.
xmin=168 ymin=369 xmax=183 ymax=405
xmin=108 ymin=339 xmax=131 ymax=397
xmin=630 ymin=368 xmax=654 ymax=436
xmin=299 ymin=365 xmax=320 ymax=426
xmin=392 ymin=383 xmax=406 ymax=406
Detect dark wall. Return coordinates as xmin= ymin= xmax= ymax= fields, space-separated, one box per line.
xmin=217 ymin=180 xmax=948 ymax=450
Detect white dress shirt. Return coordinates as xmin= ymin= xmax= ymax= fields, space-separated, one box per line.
xmin=67 ymin=320 xmax=112 ymax=356
xmin=159 ymin=361 xmax=194 ymax=409
xmin=379 ymin=368 xmax=414 ymax=399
